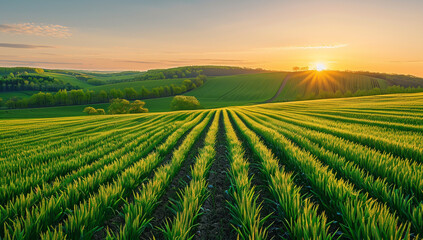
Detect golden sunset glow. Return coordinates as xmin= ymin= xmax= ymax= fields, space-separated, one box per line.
xmin=315 ymin=63 xmax=327 ymax=71
xmin=0 ymin=1 xmax=422 ymax=76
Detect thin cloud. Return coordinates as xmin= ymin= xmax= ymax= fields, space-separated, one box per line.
xmin=0 ymin=23 xmax=71 ymax=38
xmin=389 ymin=60 xmax=423 ymax=63
xmin=118 ymin=58 xmax=249 ymax=65
xmin=0 ymin=43 xmax=53 ymax=49
xmin=167 ymin=59 xmax=251 ymax=64
xmin=0 ymin=59 xmax=80 ymax=65
xmin=258 ymin=44 xmax=349 ymax=51
xmin=118 ymin=60 xmax=161 ymax=64
xmin=288 ymin=44 xmax=349 ymax=49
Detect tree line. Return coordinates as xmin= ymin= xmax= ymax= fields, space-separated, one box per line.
xmin=0 ymin=73 xmax=78 ymax=92
xmin=108 ymin=66 xmax=267 ymax=84
xmin=3 ymin=76 xmax=206 ymax=109
xmin=0 ymin=67 xmax=44 ymax=76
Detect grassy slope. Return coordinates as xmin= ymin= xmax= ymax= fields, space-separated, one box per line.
xmin=186 ymin=72 xmax=287 ymax=107
xmin=0 ymin=98 xmax=175 ymax=119
xmin=274 ymin=71 xmax=389 ymax=101
xmin=0 ymin=103 xmax=110 ymax=119
xmin=43 ymin=72 xmax=93 ymax=88
xmin=2 ymin=92 xmax=422 ymax=120
xmin=87 ymin=73 xmax=144 ymax=82
xmin=88 ymin=78 xmax=187 ymax=91
xmin=0 ymin=91 xmax=41 ymax=100
xmin=3 ymin=70 xmax=423 ymax=119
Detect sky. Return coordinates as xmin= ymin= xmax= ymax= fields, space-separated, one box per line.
xmin=0 ymin=0 xmax=423 ymax=76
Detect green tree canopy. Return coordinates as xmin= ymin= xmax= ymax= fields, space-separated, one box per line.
xmin=83 ymin=107 xmax=106 ymax=115
xmin=170 ymin=95 xmax=202 ymax=111
xmin=108 ymin=98 xmax=131 ymax=114
xmin=129 ymin=100 xmax=148 ymax=113
xmin=83 ymin=107 xmax=98 ymax=115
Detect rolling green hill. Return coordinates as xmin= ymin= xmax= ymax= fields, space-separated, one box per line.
xmin=42 ymin=72 xmax=94 ymax=88
xmin=2 ymin=67 xmax=423 ymax=119
xmin=88 ymin=78 xmax=187 ymax=91
xmin=273 ymin=71 xmax=389 ymax=101
xmin=185 ymin=72 xmax=287 ymax=107
xmin=144 ymin=70 xmax=423 ymax=109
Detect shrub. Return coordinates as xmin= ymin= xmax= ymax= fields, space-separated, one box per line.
xmin=83 ymin=107 xmax=100 ymax=115
xmin=96 ymin=108 xmax=106 ymax=115
xmin=129 ymin=100 xmax=148 ymax=113
xmin=170 ymin=95 xmax=201 ymax=111
xmin=108 ymin=98 xmax=148 ymax=114
xmin=108 ymin=98 xmax=130 ymax=114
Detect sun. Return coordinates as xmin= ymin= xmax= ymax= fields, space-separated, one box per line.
xmin=315 ymin=63 xmax=327 ymax=71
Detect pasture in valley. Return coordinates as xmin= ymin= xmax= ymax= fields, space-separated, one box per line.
xmin=1 ymin=92 xmax=422 ymax=239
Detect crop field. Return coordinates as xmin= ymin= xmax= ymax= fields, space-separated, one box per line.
xmin=1 ymin=92 xmax=422 ymax=240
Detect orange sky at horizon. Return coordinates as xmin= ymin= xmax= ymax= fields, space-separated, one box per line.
xmin=1 ymin=0 xmax=422 ymax=77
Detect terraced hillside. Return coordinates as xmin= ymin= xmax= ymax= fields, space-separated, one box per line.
xmin=1 ymin=92 xmax=422 ymax=239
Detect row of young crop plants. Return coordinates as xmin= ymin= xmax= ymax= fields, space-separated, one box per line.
xmin=1 ymin=105 xmax=422 ymax=239
xmin=229 ymin=107 xmax=422 ymax=239
xmin=1 ymin=111 xmax=206 ymax=239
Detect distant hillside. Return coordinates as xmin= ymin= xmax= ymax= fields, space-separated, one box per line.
xmin=2 ymin=66 xmax=423 ymax=111
xmin=0 ymin=67 xmax=44 ymax=76
xmin=180 ymin=70 xmax=423 ymax=109
xmin=184 ymin=72 xmax=287 ymax=107
xmin=134 ymin=66 xmax=268 ymax=81
xmin=353 ymin=71 xmax=423 ymax=87
xmin=273 ymin=71 xmax=423 ymax=101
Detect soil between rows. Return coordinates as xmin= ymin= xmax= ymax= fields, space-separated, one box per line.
xmin=141 ymin=114 xmax=214 ymax=240
xmin=195 ymin=114 xmax=233 ymax=240
xmin=93 ymin=114 xmax=205 ymax=240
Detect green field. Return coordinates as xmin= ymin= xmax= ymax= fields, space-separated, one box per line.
xmin=88 ymin=78 xmax=187 ymax=91
xmin=274 ymin=71 xmax=389 ymax=101
xmin=0 ymin=103 xmax=110 ymax=119
xmin=81 ymin=71 xmax=144 ymax=82
xmin=0 ymin=91 xmax=41 ymax=100
xmin=1 ymin=92 xmax=422 ymax=239
xmin=2 ymin=69 xmax=423 ymax=119
xmin=185 ymin=72 xmax=287 ymax=106
xmin=43 ymin=72 xmax=94 ymax=89
xmin=0 ymin=98 xmax=175 ymax=119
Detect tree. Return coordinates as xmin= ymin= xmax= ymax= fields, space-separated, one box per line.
xmin=83 ymin=107 xmax=106 ymax=115
xmin=97 ymin=90 xmax=108 ymax=102
xmin=192 ymin=75 xmax=206 ymax=87
xmin=68 ymin=89 xmax=86 ymax=105
xmin=6 ymin=99 xmax=16 ymax=109
xmin=124 ymin=87 xmax=138 ymax=100
xmin=183 ymin=79 xmax=195 ymax=91
xmin=334 ymin=90 xmax=343 ymax=98
xmin=140 ymin=86 xmax=150 ymax=98
xmin=83 ymin=107 xmax=98 ymax=115
xmin=54 ymin=89 xmax=68 ymax=105
xmin=344 ymin=90 xmax=353 ymax=97
xmin=129 ymin=100 xmax=148 ymax=113
xmin=170 ymin=95 xmax=201 ymax=111
xmin=293 ymin=66 xmax=300 ymax=71
xmin=0 ymin=97 xmax=3 ymax=107
xmin=96 ymin=108 xmax=106 ymax=115
xmin=108 ymin=98 xmax=130 ymax=114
